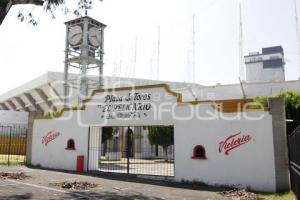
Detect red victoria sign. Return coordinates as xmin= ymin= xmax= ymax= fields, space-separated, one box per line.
xmin=42 ymin=131 xmax=60 ymax=146
xmin=219 ymin=132 xmax=252 ymax=155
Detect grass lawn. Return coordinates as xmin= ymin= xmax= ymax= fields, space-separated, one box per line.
xmin=258 ymin=191 xmax=294 ymax=200
xmin=0 ymin=154 xmax=26 ymax=165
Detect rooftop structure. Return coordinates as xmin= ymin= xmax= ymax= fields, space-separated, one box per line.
xmin=0 ymin=72 xmax=199 ymax=113
xmin=0 ymin=71 xmax=300 ymax=114
xmin=245 ymin=46 xmax=285 ymax=83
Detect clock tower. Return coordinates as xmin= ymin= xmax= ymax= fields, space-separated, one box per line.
xmin=64 ymin=16 xmax=106 ymax=104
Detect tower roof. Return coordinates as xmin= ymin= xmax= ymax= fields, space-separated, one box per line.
xmin=64 ymin=16 xmax=106 ymax=28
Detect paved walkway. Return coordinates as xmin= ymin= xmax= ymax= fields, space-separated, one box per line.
xmin=100 ymin=162 xmax=174 ymax=176
xmin=0 ymin=166 xmax=228 ymax=200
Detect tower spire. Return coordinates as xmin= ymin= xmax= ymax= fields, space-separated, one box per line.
xmin=157 ymin=26 xmax=160 ymax=80
xmin=294 ymin=0 xmax=300 ymax=79
xmin=239 ymin=1 xmax=245 ymax=81
xmin=192 ymin=14 xmax=196 ymax=83
xmin=133 ymin=36 xmax=138 ymax=78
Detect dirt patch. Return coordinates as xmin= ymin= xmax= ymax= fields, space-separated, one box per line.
xmin=0 ymin=172 xmax=29 ymax=180
xmin=50 ymin=181 xmax=98 ymax=190
xmin=219 ymin=188 xmax=262 ymax=200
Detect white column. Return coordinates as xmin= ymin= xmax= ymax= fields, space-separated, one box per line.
xmin=88 ymin=127 xmax=101 ymax=171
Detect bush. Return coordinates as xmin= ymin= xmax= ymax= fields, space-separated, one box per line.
xmin=44 ymin=110 xmax=62 ymax=117
xmin=255 ymin=91 xmax=300 ymax=135
xmin=275 ymin=91 xmax=300 ymax=134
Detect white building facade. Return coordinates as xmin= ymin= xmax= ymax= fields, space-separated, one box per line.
xmin=245 ymin=46 xmax=285 ymax=83
xmin=30 ymin=84 xmax=290 ymax=192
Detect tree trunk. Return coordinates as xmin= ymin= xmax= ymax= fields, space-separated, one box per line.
xmin=11 ymin=0 xmax=43 ymax=6
xmin=163 ymin=146 xmax=168 ymax=162
xmin=155 ymin=144 xmax=158 ymax=156
xmin=0 ymin=7 xmax=6 ymax=25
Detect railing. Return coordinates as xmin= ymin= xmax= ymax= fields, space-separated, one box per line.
xmin=0 ymin=125 xmax=27 ymax=166
xmin=288 ymin=124 xmax=300 ymax=200
xmin=91 ymin=126 xmax=175 ymax=177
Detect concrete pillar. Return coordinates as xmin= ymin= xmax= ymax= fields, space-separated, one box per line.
xmin=134 ymin=127 xmax=142 ymax=154
xmin=26 ymin=111 xmax=42 ymax=165
xmin=269 ymin=97 xmax=290 ymax=192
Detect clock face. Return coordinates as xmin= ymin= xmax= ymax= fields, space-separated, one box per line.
xmin=88 ymin=27 xmax=101 ymax=47
xmin=68 ymin=25 xmax=83 ymax=46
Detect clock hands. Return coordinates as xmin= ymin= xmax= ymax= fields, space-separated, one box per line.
xmin=68 ymin=25 xmax=83 ymax=45
xmin=91 ymin=35 xmax=98 ymax=40
xmin=71 ymin=33 xmax=82 ymax=40
xmin=68 ymin=26 xmax=100 ymax=47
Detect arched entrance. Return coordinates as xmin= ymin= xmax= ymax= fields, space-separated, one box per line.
xmin=88 ymin=125 xmax=174 ymax=177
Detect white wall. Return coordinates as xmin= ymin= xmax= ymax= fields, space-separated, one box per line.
xmin=181 ymin=80 xmax=300 ymax=101
xmin=31 ymin=84 xmax=278 ymax=192
xmin=174 ymin=105 xmax=276 ymax=192
xmin=31 ymin=113 xmax=89 ymax=171
xmin=0 ymin=110 xmax=28 ymax=126
xmin=244 ymin=52 xmax=285 ymax=83
xmin=246 ymin=62 xmax=285 ymax=83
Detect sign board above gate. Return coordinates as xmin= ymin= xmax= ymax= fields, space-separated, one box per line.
xmin=97 ymin=92 xmax=153 ymax=120
xmin=36 ymin=84 xmax=261 ymax=127
xmin=79 ymin=84 xmax=181 ymax=126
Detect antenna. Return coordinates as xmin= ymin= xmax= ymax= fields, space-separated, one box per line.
xmin=119 ymin=46 xmax=123 ymax=77
xmin=113 ymin=61 xmax=117 ymax=76
xmin=294 ymin=0 xmax=300 ymax=79
xmin=239 ymin=1 xmax=245 ymax=81
xmin=133 ymin=36 xmax=138 ymax=78
xmin=157 ymin=26 xmax=161 ymax=80
xmin=150 ymin=57 xmax=153 ymax=79
xmin=239 ymin=77 xmax=246 ymax=99
xmin=192 ymin=14 xmax=196 ymax=83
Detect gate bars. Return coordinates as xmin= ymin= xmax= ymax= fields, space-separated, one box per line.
xmin=99 ymin=126 xmax=175 ymax=177
xmin=288 ymin=125 xmax=300 ymax=200
xmin=0 ymin=125 xmax=27 ymax=166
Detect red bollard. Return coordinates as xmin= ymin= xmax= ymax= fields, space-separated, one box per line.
xmin=76 ymin=155 xmax=84 ymax=173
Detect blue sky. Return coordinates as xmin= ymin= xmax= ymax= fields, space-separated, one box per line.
xmin=0 ymin=0 xmax=299 ymax=94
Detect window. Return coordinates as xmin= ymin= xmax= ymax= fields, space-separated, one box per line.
xmin=192 ymin=145 xmax=206 ymax=159
xmin=263 ymin=59 xmax=283 ymax=68
xmin=257 ymin=57 xmax=263 ymax=61
xmin=66 ymin=139 xmax=75 ymax=150
xmin=269 ymin=55 xmax=280 ymax=60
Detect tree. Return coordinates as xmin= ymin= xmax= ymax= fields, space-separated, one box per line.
xmin=276 ymin=91 xmax=300 ymax=134
xmin=44 ymin=109 xmax=61 ymax=117
xmin=253 ymin=96 xmax=268 ymax=108
xmin=254 ymin=91 xmax=300 ymax=135
xmin=1 ymin=0 xmax=42 ymax=25
xmin=148 ymin=126 xmax=174 ymax=161
xmin=0 ymin=0 xmax=102 ymax=25
xmin=102 ymin=127 xmax=113 ymax=144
